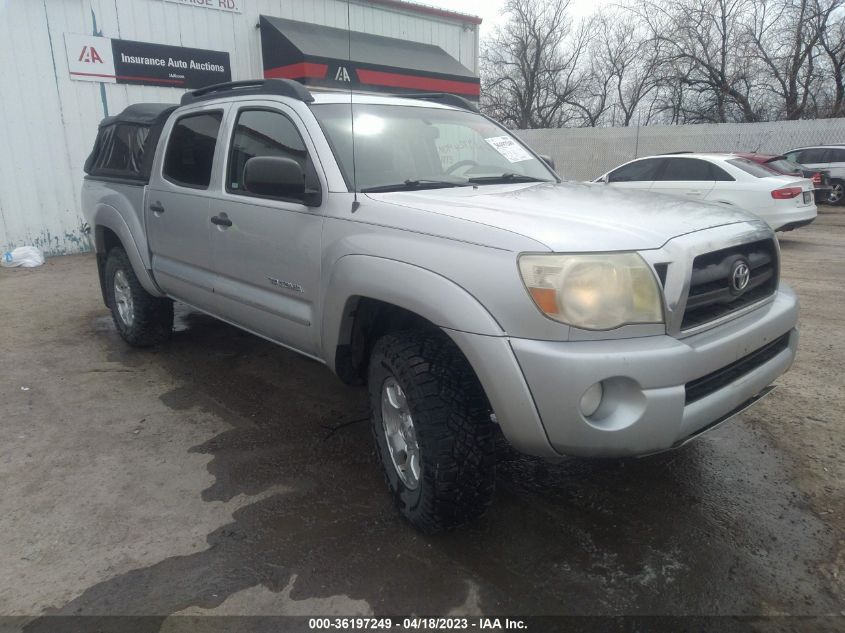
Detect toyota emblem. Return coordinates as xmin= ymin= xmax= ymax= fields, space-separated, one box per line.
xmin=730 ymin=259 xmax=751 ymax=293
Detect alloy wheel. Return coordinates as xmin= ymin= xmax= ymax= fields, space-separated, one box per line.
xmin=113 ymin=269 xmax=135 ymax=327
xmin=380 ymin=377 xmax=421 ymax=490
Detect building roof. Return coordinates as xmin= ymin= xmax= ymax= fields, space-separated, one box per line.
xmin=363 ymin=0 xmax=483 ymax=25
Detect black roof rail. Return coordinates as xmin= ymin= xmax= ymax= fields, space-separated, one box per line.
xmin=180 ymin=79 xmax=314 ymax=106
xmin=390 ymin=92 xmax=479 ymax=112
xmin=659 ymin=151 xmax=693 ymax=155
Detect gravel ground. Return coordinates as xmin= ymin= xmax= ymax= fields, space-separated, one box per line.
xmin=0 ymin=207 xmax=842 ymax=631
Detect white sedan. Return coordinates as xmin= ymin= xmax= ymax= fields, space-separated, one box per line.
xmin=594 ymin=153 xmax=817 ymax=231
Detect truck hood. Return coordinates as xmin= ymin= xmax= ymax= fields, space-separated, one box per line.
xmin=367 ymin=181 xmax=756 ymax=251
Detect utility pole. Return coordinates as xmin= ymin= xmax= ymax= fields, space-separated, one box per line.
xmin=633 ymin=108 xmax=642 ymax=159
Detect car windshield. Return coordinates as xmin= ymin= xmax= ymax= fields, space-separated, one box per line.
xmin=727 ymin=157 xmax=782 ymax=178
xmin=310 ymin=103 xmax=557 ymax=192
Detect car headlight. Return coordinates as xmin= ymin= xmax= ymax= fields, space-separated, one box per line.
xmin=518 ymin=253 xmax=664 ymax=330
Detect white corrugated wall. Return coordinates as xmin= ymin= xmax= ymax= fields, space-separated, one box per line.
xmin=0 ymin=0 xmax=479 ymax=255
xmin=516 ymin=119 xmax=845 ymax=182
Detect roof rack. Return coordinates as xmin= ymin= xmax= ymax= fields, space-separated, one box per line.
xmin=390 ymin=92 xmax=479 ymax=112
xmin=180 ymin=79 xmax=314 ymax=106
xmin=659 ymin=151 xmax=693 ymax=155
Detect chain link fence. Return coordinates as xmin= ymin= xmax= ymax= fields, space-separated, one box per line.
xmin=516 ymin=119 xmax=845 ymax=182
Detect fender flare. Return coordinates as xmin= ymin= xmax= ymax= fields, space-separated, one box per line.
xmin=321 ymin=255 xmax=505 ymax=369
xmin=92 ymin=203 xmax=164 ymax=297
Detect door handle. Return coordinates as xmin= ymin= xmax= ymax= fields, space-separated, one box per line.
xmin=210 ymin=214 xmax=232 ymax=228
xmin=150 ymin=202 xmax=165 ymax=214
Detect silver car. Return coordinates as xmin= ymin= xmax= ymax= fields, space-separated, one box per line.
xmin=784 ymin=145 xmax=845 ymax=205
xmin=81 ymin=80 xmax=798 ymax=532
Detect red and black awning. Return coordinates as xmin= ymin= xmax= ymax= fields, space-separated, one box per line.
xmin=259 ymin=16 xmax=480 ymax=100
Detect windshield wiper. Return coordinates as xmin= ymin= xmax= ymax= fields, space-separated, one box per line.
xmin=360 ymin=179 xmax=470 ymax=193
xmin=467 ymin=173 xmax=550 ymax=184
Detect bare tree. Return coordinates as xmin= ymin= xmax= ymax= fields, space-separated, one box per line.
xmin=481 ymin=0 xmax=590 ymax=128
xmin=747 ymin=0 xmax=839 ymax=119
xmin=589 ymin=9 xmax=667 ymax=126
xmin=480 ymin=0 xmax=845 ymax=128
xmin=819 ymin=5 xmax=845 ymax=116
xmin=634 ymin=0 xmax=762 ymax=123
xmin=568 ymin=15 xmax=614 ymax=127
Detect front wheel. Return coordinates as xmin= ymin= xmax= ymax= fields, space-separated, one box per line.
xmin=104 ymin=247 xmax=173 ymax=347
xmin=368 ymin=330 xmax=496 ymax=533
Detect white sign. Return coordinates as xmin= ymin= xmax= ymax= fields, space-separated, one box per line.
xmin=65 ymin=34 xmax=116 ymax=83
xmin=484 ymin=136 xmax=533 ymax=163
xmin=164 ymin=0 xmax=242 ymax=13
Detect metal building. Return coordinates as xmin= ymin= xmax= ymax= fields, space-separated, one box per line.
xmin=0 ymin=0 xmax=481 ymax=255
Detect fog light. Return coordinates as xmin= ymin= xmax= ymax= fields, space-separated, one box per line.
xmin=580 ymin=382 xmax=604 ymax=417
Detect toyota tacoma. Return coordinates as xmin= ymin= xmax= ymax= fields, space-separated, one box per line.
xmin=82 ymin=79 xmax=798 ymax=532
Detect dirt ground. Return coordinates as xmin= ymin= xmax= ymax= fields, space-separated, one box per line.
xmin=0 ymin=207 xmax=842 ymax=631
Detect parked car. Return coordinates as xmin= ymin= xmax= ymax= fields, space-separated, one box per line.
xmin=783 ymin=145 xmax=845 ymax=205
xmin=82 ymin=80 xmax=799 ymax=532
xmin=732 ymin=152 xmax=831 ymax=204
xmin=594 ymin=153 xmax=817 ymax=231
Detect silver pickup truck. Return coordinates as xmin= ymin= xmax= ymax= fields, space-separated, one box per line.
xmin=82 ymin=79 xmax=798 ymax=533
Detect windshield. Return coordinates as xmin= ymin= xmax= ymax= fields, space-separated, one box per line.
xmin=766 ymin=158 xmax=803 ymax=174
xmin=310 ymin=103 xmax=557 ymax=192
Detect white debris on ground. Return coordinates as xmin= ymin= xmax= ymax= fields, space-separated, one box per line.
xmin=1 ymin=246 xmax=45 ymax=268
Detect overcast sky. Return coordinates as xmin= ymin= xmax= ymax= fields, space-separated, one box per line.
xmin=421 ymin=0 xmax=608 ymax=38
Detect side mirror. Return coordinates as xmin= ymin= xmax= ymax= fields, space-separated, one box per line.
xmin=539 ymin=154 xmax=556 ymax=170
xmin=596 ymin=174 xmax=609 ymax=184
xmin=243 ymin=156 xmax=321 ymax=206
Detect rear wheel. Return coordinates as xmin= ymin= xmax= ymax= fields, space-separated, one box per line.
xmin=104 ymin=247 xmax=173 ymax=347
xmin=368 ymin=330 xmax=496 ymax=533
xmin=827 ymin=179 xmax=845 ymax=206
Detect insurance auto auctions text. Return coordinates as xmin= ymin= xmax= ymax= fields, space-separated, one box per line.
xmin=119 ymin=53 xmax=225 ymax=73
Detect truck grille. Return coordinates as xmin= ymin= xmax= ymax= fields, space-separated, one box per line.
xmin=681 ymin=239 xmax=778 ymax=330
xmin=685 ymin=333 xmax=790 ymax=404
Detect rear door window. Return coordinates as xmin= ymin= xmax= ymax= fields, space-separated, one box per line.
xmin=796 ymin=148 xmax=830 ymax=164
xmin=827 ymin=148 xmax=845 ymax=163
xmin=658 ymin=158 xmax=716 ymax=181
xmin=163 ymin=111 xmax=223 ymax=189
xmin=607 ymin=158 xmax=663 ymax=182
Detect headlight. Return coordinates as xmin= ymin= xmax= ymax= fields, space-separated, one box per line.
xmin=518 ymin=253 xmax=664 ymax=330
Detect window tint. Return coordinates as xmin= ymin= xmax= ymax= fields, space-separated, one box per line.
xmin=163 ymin=112 xmax=222 ymax=188
xmin=658 ymin=157 xmax=716 ymax=181
xmin=607 ymin=158 xmax=662 ymax=182
xmin=227 ymin=109 xmax=309 ymax=194
xmin=827 ymin=148 xmax=845 ymax=163
xmin=710 ymin=164 xmax=735 ymax=181
xmin=797 ymin=148 xmax=829 ymax=164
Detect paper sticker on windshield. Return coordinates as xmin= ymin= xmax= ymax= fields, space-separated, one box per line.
xmin=484 ymin=136 xmax=533 ymax=163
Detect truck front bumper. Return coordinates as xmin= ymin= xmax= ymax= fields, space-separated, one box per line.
xmin=449 ymin=285 xmax=798 ymax=459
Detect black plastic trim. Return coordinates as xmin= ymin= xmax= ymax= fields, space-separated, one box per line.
xmin=83 ymin=174 xmax=146 ymax=187
xmin=684 ymin=333 xmax=790 ymax=404
xmin=776 ymin=218 xmax=816 ymax=232
xmin=181 ymin=79 xmax=314 ymax=106
xmin=388 ymin=92 xmax=478 ymax=112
